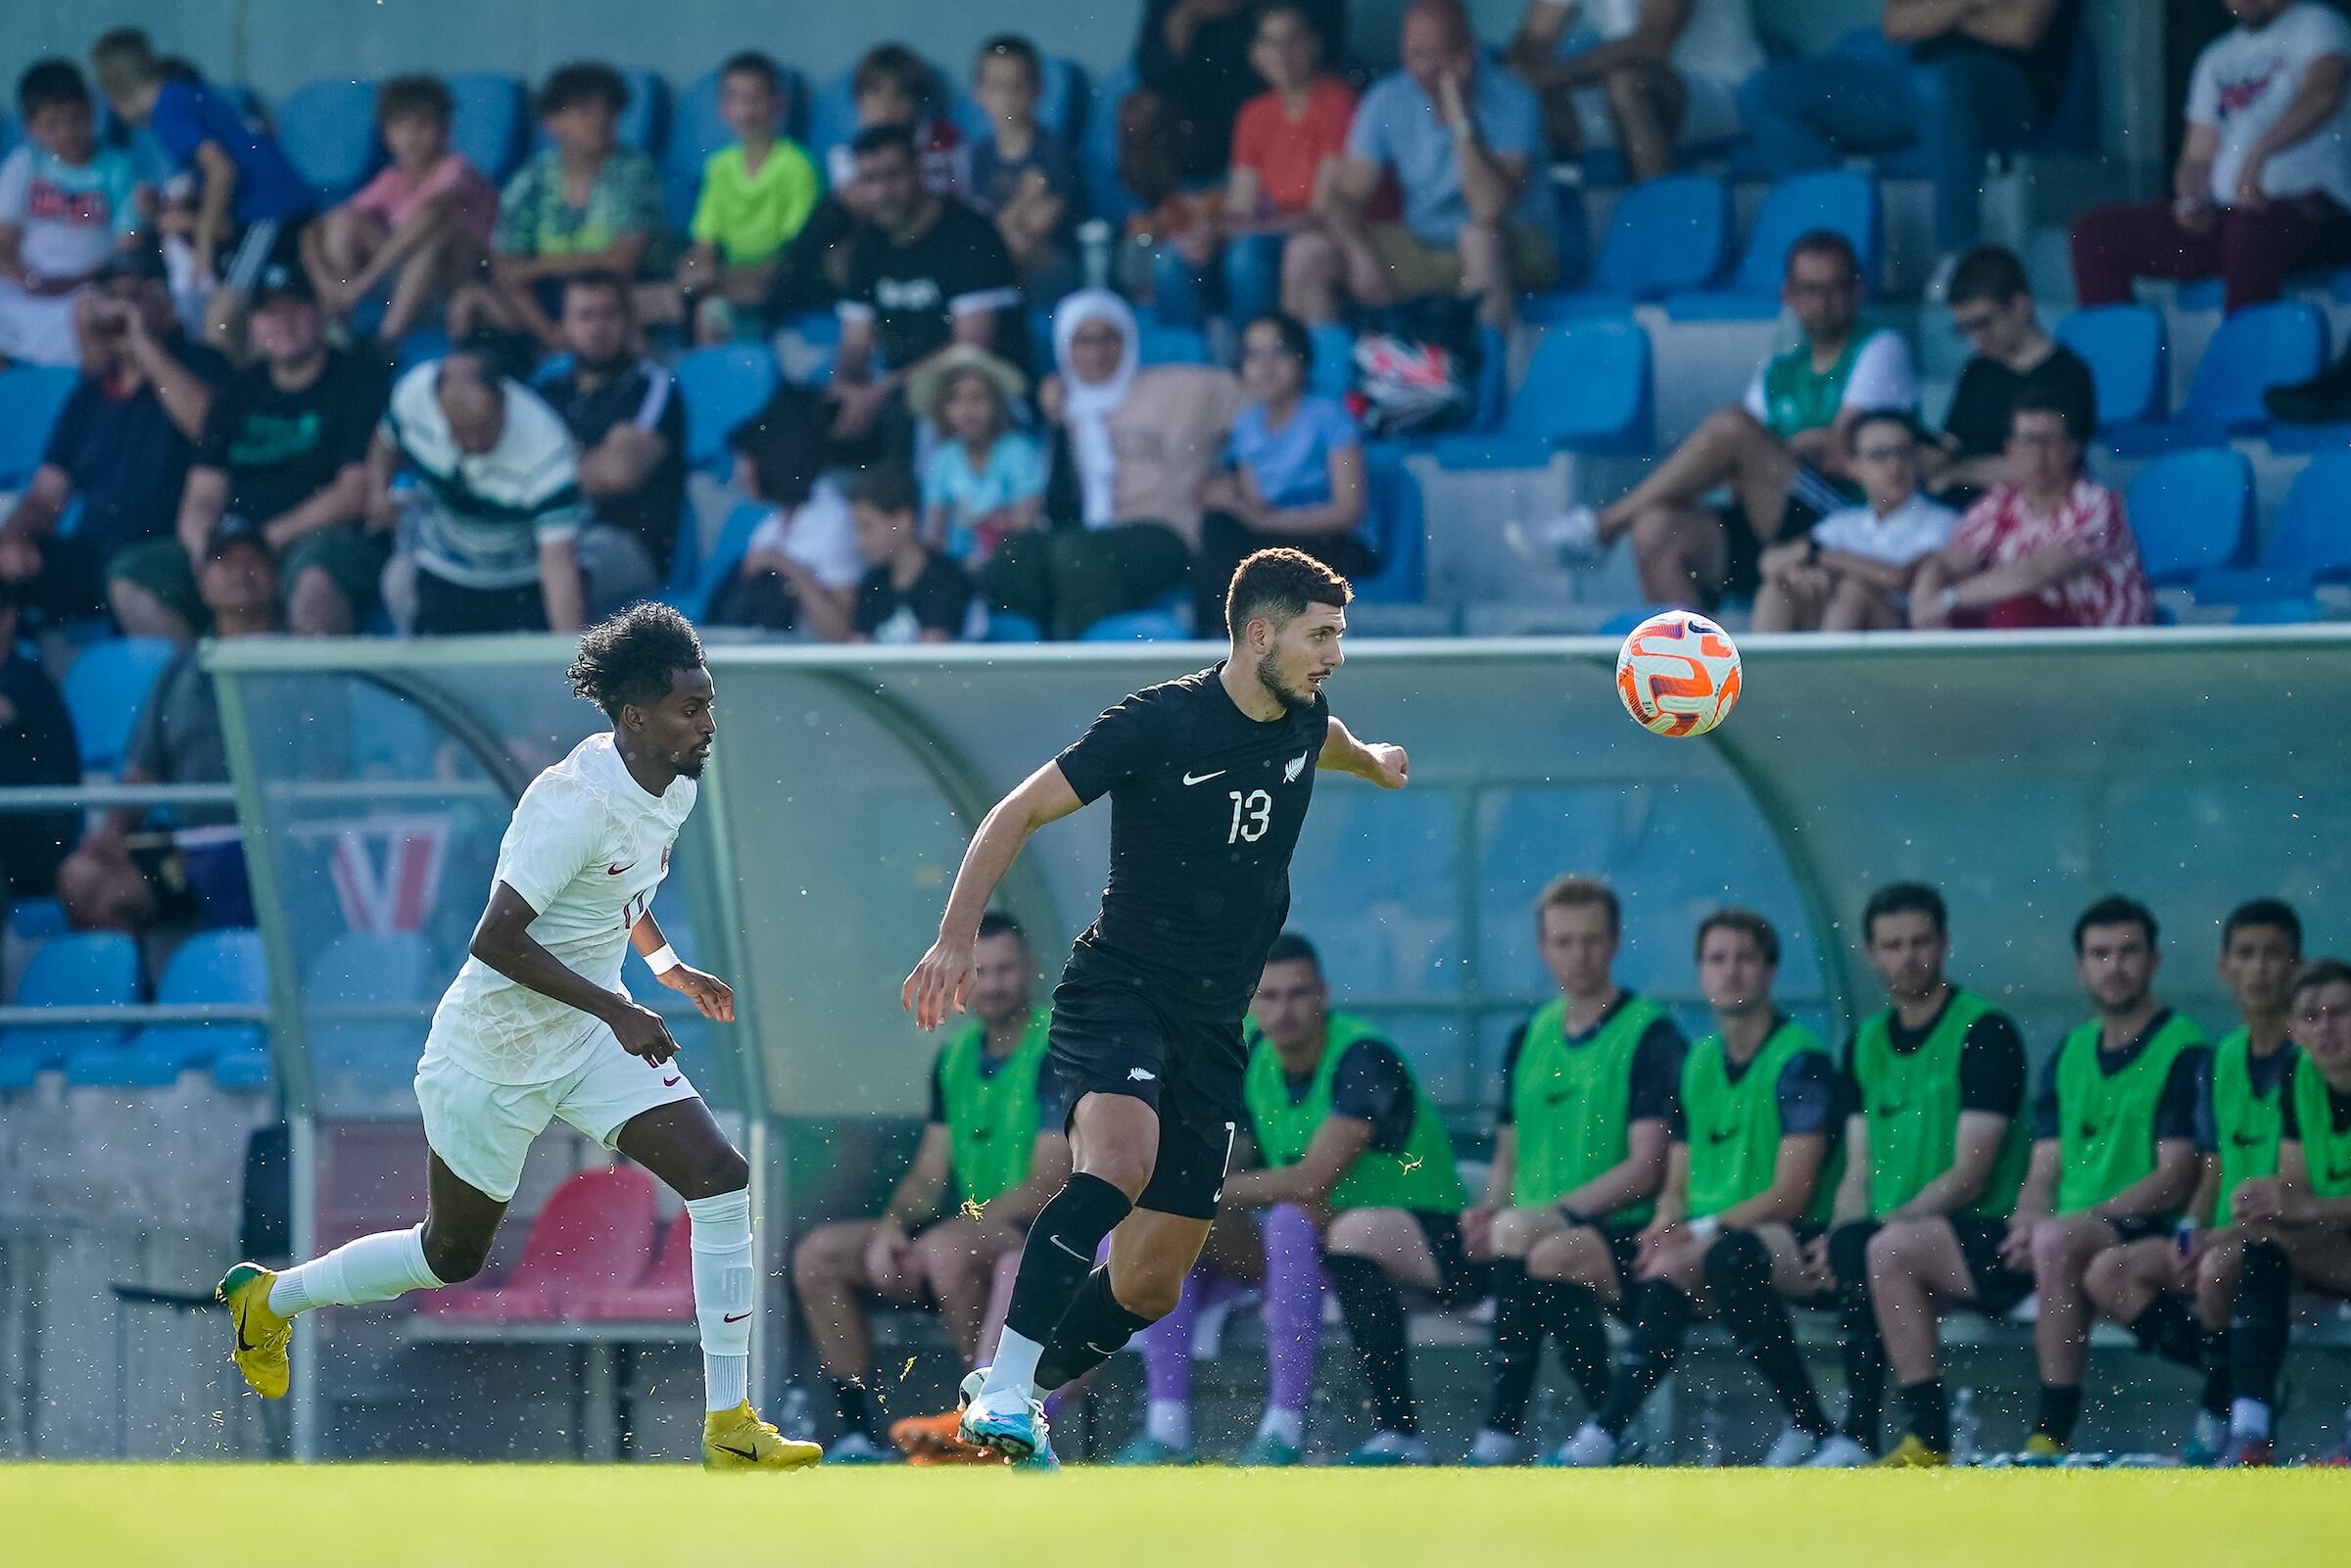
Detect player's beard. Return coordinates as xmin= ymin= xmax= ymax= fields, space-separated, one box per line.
xmin=1252 ymin=651 xmax=1315 ymax=713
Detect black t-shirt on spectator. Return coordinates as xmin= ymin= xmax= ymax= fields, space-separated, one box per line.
xmin=535 ymin=357 xmax=689 ymax=578
xmin=855 ymin=551 xmax=975 ymax=641
xmin=1266 ymin=1035 xmax=1419 ymax=1158
xmin=197 ymin=349 xmax=389 ymax=526
xmin=841 ymin=199 xmax=1024 ymax=376
xmin=1135 ymin=0 xmax=1351 ymax=178
xmin=1943 ymin=343 xmax=2098 ymax=463
xmin=0 ymin=648 xmax=80 ymax=898
xmin=43 ymin=342 xmax=232 ymax=564
xmin=1839 ymin=995 xmax=2030 ymax=1119
xmin=1496 ymin=992 xmax=1688 ymax=1138
xmin=2029 ymin=1010 xmax=2211 ymax=1145
xmin=1910 ymin=0 xmax=2081 ymax=125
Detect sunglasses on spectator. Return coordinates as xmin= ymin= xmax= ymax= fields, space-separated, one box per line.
xmin=1853 ymin=443 xmax=1915 ymax=463
xmin=1950 ymin=309 xmax=2002 ymax=338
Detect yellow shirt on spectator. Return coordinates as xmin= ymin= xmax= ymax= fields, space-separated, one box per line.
xmin=690 ymin=138 xmax=822 ymax=267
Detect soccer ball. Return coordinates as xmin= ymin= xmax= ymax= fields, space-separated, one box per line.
xmin=1615 ymin=610 xmax=1741 ymax=737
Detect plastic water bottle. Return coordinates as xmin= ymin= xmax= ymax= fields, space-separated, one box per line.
xmin=1078 ymin=220 xmax=1115 ymax=292
xmin=1698 ymin=1389 xmax=1727 ymax=1467
xmin=1951 ymin=1387 xmax=1980 ymax=1465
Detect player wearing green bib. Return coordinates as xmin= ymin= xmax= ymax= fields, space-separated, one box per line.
xmin=2222 ymin=959 xmax=2351 ymax=1465
xmin=1803 ymin=883 xmax=2028 ymax=1468
xmin=2085 ymin=899 xmax=2300 ymax=1465
xmin=1545 ymin=910 xmax=1840 ymax=1467
xmin=790 ymin=914 xmax=1068 ymax=1461
xmin=1463 ymin=876 xmax=1687 ymax=1467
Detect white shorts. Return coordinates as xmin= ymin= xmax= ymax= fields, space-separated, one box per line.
xmin=415 ymin=1031 xmax=699 ymax=1203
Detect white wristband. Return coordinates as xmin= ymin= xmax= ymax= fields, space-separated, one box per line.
xmin=1686 ymin=1215 xmax=1719 ymax=1238
xmin=645 ymin=943 xmax=682 ymax=974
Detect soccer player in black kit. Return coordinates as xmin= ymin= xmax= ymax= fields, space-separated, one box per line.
xmin=902 ymin=549 xmax=1409 ymax=1463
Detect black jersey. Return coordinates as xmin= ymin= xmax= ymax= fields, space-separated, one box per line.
xmin=1054 ymin=664 xmax=1330 ymax=1020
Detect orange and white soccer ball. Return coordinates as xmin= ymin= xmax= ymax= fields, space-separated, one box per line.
xmin=1615 ymin=610 xmax=1741 ymax=737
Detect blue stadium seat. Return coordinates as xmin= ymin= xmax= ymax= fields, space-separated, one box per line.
xmin=274 ymin=77 xmax=380 ymax=203
xmin=952 ymin=56 xmax=1089 ymax=146
xmin=211 ymin=1045 xmax=273 ymax=1091
xmin=1435 ymin=313 xmax=1652 ymax=467
xmin=63 ymin=1044 xmax=178 ymax=1089
xmin=1527 ymin=174 xmax=1730 ymax=319
xmin=673 ymin=344 xmax=781 ymax=475
xmin=982 ymin=610 xmax=1044 ymax=642
xmin=1308 ymin=322 xmax=1354 ymax=402
xmin=394 ymin=326 xmax=452 ymax=375
xmin=0 ymin=364 xmax=80 ymax=489
xmin=672 ymin=499 xmax=769 ymax=622
xmin=2124 ymin=450 xmax=2254 ymax=587
xmin=1078 ymin=594 xmax=1191 ymax=641
xmin=8 ymin=897 xmax=67 ymax=943
xmin=662 ymin=66 xmax=808 ymax=230
xmin=810 ymin=56 xmax=962 ymax=168
xmin=129 ymin=928 xmax=268 ymax=1068
xmin=1665 ymin=171 xmax=1881 ymax=321
xmin=2055 ymin=305 xmax=2165 ymax=430
xmin=1135 ymin=322 xmax=1210 ymax=366
xmin=2110 ymin=302 xmax=2327 ymax=453
xmin=447 ymin=72 xmax=528 ymax=181
xmin=1354 ymin=449 xmax=1425 ymax=604
xmin=63 ymin=637 xmax=178 ymax=774
xmin=1226 ymin=233 xmax=1287 ymax=329
xmin=1 ymin=931 xmax=140 ymax=1070
xmin=1080 ymin=61 xmax=1144 ymax=229
xmin=2232 ymin=597 xmax=2324 ymax=625
xmin=2196 ymin=451 xmax=2351 ymax=603
xmin=1600 ymin=605 xmax=1669 ymax=637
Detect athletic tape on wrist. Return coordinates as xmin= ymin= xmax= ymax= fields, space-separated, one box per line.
xmin=1686 ymin=1215 xmax=1719 ymax=1238
xmin=647 ymin=943 xmax=682 ymax=974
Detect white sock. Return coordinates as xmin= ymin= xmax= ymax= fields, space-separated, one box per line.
xmin=1258 ymin=1407 xmax=1305 ymax=1449
xmin=1469 ymin=1428 xmax=1519 ymax=1463
xmin=684 ymin=1189 xmax=753 ymax=1414
xmin=268 ymin=1225 xmax=442 ymax=1315
xmin=2231 ymin=1398 xmax=2273 ymax=1440
xmin=1146 ymin=1399 xmax=1190 ymax=1449
xmin=984 ymin=1327 xmax=1045 ymax=1402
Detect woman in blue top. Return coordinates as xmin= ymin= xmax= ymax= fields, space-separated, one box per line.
xmin=1195 ymin=309 xmax=1371 ymax=631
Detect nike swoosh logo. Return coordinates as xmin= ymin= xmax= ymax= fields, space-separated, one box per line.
xmin=1181 ymin=770 xmax=1226 ymax=785
xmin=723 ymin=1310 xmax=750 ymax=1323
xmin=235 ymin=1317 xmax=256 ymax=1354
xmin=1047 ymin=1233 xmax=1090 ymax=1262
xmin=663 ymin=1075 xmax=682 ymax=1087
xmin=607 ymin=863 xmax=635 ymax=876
xmin=715 ymin=1442 xmax=759 ymax=1459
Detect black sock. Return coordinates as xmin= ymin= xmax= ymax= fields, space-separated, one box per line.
xmin=2034 ymin=1383 xmax=2083 ymax=1446
xmin=1898 ymin=1378 xmax=1950 ymax=1453
xmin=1706 ymin=1229 xmax=1831 ymax=1438
xmin=2231 ymin=1241 xmax=2295 ymax=1408
xmin=1597 ymin=1279 xmax=1689 ymax=1438
xmin=2129 ymin=1296 xmax=2205 ymax=1370
xmin=1001 ymin=1173 xmax=1130 ymax=1344
xmin=1032 ymin=1265 xmax=1157 ymax=1392
xmin=1828 ymin=1222 xmax=1884 ymax=1448
xmin=833 ymin=1378 xmax=879 ymax=1442
xmin=1326 ymin=1254 xmax=1418 ymax=1437
xmin=2199 ymin=1327 xmax=2231 ymax=1419
xmin=1482 ymin=1257 xmax=1545 ymax=1437
xmin=1542 ymin=1278 xmax=1615 ymax=1410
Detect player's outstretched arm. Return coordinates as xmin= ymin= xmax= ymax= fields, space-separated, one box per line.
xmin=471 ymin=881 xmax=678 ymax=1062
xmin=902 ymin=762 xmax=1084 ymax=1029
xmin=1319 ymin=715 xmax=1408 ymax=789
xmin=630 ymin=912 xmax=735 ymax=1022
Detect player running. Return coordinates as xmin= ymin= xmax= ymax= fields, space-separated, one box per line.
xmin=213 ymin=606 xmax=821 ymax=1470
xmin=902 ymin=549 xmax=1409 ymax=1464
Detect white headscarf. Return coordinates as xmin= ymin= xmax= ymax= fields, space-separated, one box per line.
xmin=1052 ymin=289 xmax=1140 ymax=529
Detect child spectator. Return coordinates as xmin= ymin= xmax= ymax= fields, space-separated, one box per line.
xmin=454 ymin=63 xmax=666 ymax=352
xmin=826 ymin=45 xmax=967 ymax=200
xmin=676 ymin=51 xmax=822 ymax=344
xmin=302 ymin=75 xmax=497 ymax=346
xmin=848 ymin=463 xmax=977 ymax=643
xmin=912 ymin=345 xmax=1044 ymax=565
xmin=711 ymin=385 xmax=864 ymax=632
xmin=0 ymin=60 xmax=144 ymax=366
xmin=966 ymin=36 xmax=1079 ymax=297
xmin=90 ymin=28 xmax=311 ymax=353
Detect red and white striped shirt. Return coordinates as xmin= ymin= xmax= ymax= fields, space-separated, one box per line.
xmin=1950 ymin=479 xmax=2155 ymax=628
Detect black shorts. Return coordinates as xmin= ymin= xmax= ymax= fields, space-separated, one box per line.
xmin=1047 ymin=967 xmax=1245 ymax=1222
xmin=413 ymin=571 xmax=551 ymax=636
xmin=1714 ymin=478 xmax=1832 ymax=602
xmin=1409 ymin=1211 xmax=1488 ymax=1307
xmin=1949 ymin=1213 xmax=2034 ymax=1318
xmin=2107 ymin=1215 xmax=2176 ymax=1248
xmin=218 ymin=214 xmax=311 ymax=294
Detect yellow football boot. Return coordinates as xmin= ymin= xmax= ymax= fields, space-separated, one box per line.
xmin=215 ymin=1261 xmax=293 ymax=1400
xmin=2021 ymin=1434 xmax=2069 ymax=1459
xmin=1877 ymin=1435 xmax=1949 ymax=1468
xmin=704 ymin=1402 xmax=823 ymax=1471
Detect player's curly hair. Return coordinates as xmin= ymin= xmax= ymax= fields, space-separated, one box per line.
xmin=567 ymin=603 xmax=704 ymax=719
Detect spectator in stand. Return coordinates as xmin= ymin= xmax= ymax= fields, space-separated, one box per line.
xmin=1751 ymin=409 xmax=1956 ymax=633
xmin=453 ymin=63 xmax=667 ymax=352
xmin=986 ymin=289 xmax=1244 ymax=640
xmin=1230 ymin=5 xmax=1360 ymax=236
xmin=710 ymin=384 xmax=864 ymax=633
xmin=371 ymin=344 xmax=588 ymax=635
xmin=149 ymin=263 xmax=388 ymax=640
xmin=1925 ymin=245 xmax=2094 ymax=504
xmin=846 ymin=464 xmax=979 ymax=644
xmin=1741 ymin=2 xmax=2082 ymax=264
xmin=0 ymin=257 xmax=225 ymax=634
xmin=912 ymin=345 xmax=1045 ymax=566
xmin=967 ymin=36 xmax=1080 ymax=299
xmin=0 ymin=60 xmax=144 ymax=367
xmin=1298 ymin=0 xmax=1557 ymax=329
xmin=2072 ymin=0 xmax=2351 ymax=316
xmin=0 ymin=585 xmax=79 ymax=905
xmin=1505 ymin=0 xmax=1766 ymax=183
xmin=826 ymin=46 xmax=968 ymax=200
xmin=829 ymin=125 xmax=1025 ymax=460
xmin=301 ymin=75 xmax=498 ymax=348
xmin=1521 ymin=230 xmax=1917 ymax=608
xmin=1195 ymin=311 xmax=1368 ymax=632
xmin=90 ymin=28 xmax=312 ymax=354
xmin=533 ymin=272 xmax=684 ymax=612
xmin=1125 ymin=0 xmax=1349 ymax=203
xmin=674 ymin=51 xmax=821 ymax=346
xmin=1910 ymin=395 xmax=2153 ymax=630
xmin=57 ymin=515 xmax=277 ymax=934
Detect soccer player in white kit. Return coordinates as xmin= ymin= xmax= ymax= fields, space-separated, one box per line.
xmin=214 ymin=605 xmax=820 ymax=1469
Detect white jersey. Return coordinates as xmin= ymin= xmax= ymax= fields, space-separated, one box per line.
xmin=423 ymin=733 xmax=696 ymax=1085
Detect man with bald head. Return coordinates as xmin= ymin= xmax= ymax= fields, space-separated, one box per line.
xmin=370 ymin=338 xmax=590 ymax=634
xmin=1291 ymin=0 xmax=1556 ymax=328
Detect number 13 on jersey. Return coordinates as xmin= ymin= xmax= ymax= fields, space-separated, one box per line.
xmin=1227 ymin=788 xmax=1271 ymax=844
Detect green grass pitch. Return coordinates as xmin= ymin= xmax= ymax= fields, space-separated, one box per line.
xmin=6 ymin=1466 xmax=2342 ymax=1567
